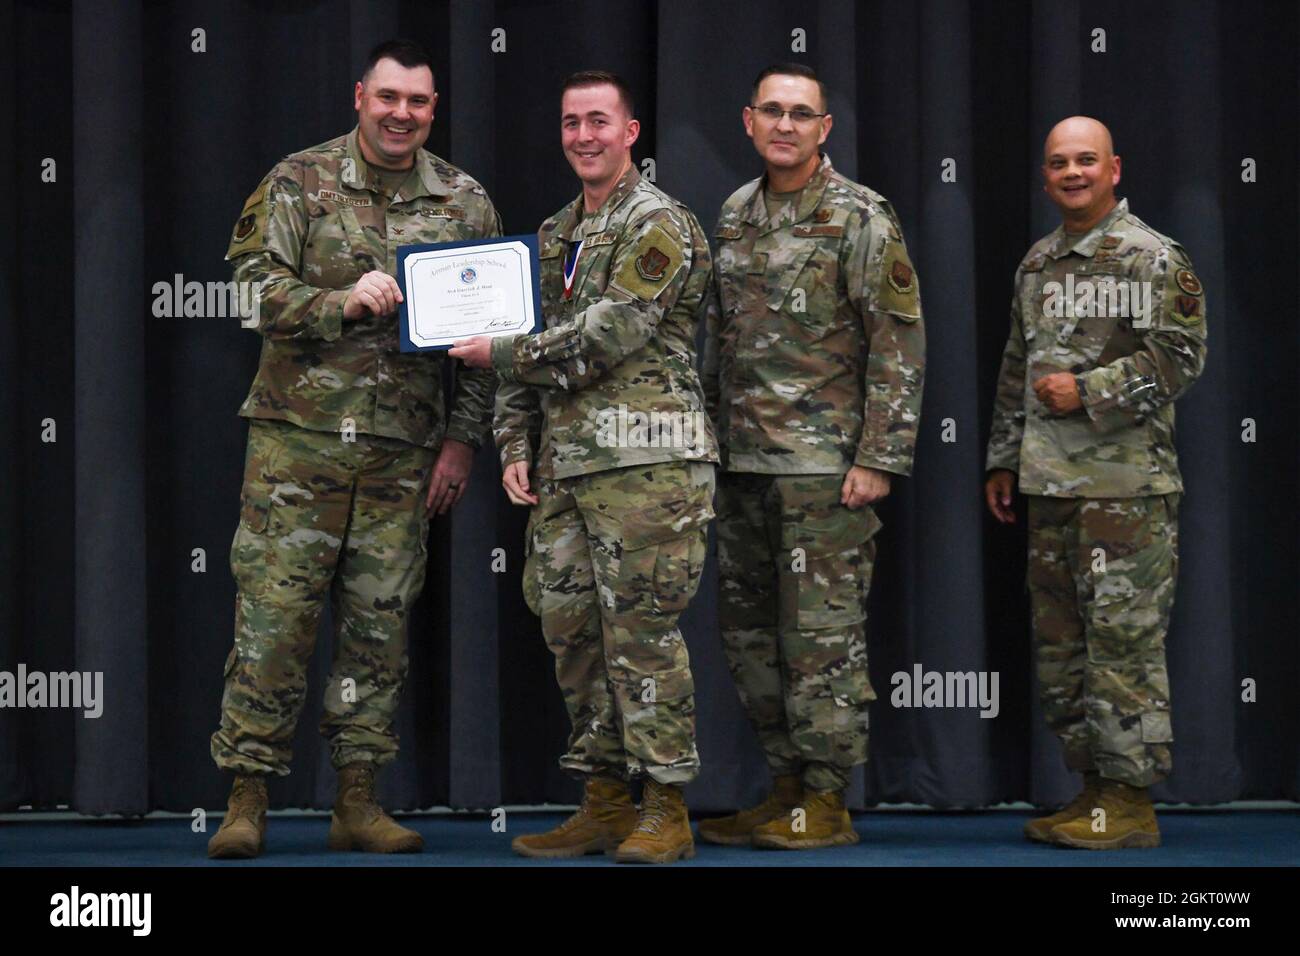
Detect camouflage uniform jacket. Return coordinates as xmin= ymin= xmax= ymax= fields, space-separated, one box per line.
xmin=701 ymin=154 xmax=925 ymax=476
xmin=226 ymin=127 xmax=502 ymax=450
xmin=491 ymin=166 xmax=719 ymax=479
xmin=985 ymin=199 xmax=1208 ymax=497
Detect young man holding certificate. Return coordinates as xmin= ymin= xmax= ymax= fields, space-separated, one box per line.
xmin=452 ymin=71 xmax=717 ymax=865
xmin=208 ymin=40 xmax=501 ymax=859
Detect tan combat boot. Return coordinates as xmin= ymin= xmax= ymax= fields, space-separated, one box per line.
xmin=614 ymin=779 xmax=695 ymax=864
xmin=327 ymin=763 xmax=423 ymax=853
xmin=1050 ymin=778 xmax=1161 ymax=849
xmin=511 ymin=775 xmax=638 ymax=858
xmin=752 ymin=788 xmax=859 ymax=849
xmin=697 ymin=774 xmax=803 ymax=846
xmin=207 ymin=775 xmax=268 ymax=859
xmin=1024 ymin=772 xmax=1102 ymax=843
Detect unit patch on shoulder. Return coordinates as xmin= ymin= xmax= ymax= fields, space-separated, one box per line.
xmin=226 ymin=180 xmax=270 ymax=257
xmin=1172 ymin=294 xmax=1202 ymax=326
xmin=888 ymin=259 xmax=914 ymax=294
xmin=612 ymin=223 xmax=685 ymax=301
xmin=1022 ymin=254 xmax=1046 ymax=273
xmin=814 ymin=208 xmax=833 ymax=223
xmin=1175 ymin=268 xmax=1203 ymax=296
xmin=636 ymin=246 xmax=670 ymax=281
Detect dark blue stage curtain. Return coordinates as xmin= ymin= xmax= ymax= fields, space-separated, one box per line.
xmin=1 ymin=0 xmax=1295 ymax=814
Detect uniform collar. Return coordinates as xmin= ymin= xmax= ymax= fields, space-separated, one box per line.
xmin=1047 ymin=197 xmax=1129 ymax=259
xmin=573 ymin=165 xmax=642 ymax=238
xmin=743 ymin=153 xmax=835 ymax=234
xmin=343 ymin=127 xmax=451 ymax=200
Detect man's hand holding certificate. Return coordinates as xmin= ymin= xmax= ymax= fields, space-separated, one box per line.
xmin=396 ymin=234 xmax=543 ymax=352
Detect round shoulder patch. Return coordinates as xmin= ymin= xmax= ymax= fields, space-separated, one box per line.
xmin=1175 ymin=268 xmax=1203 ymax=296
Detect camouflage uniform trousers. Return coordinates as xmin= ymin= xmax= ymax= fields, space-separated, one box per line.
xmin=523 ymin=460 xmax=716 ymax=785
xmin=1027 ymin=493 xmax=1180 ymax=788
xmin=211 ymin=418 xmax=434 ymax=776
xmin=716 ymin=472 xmax=880 ymax=793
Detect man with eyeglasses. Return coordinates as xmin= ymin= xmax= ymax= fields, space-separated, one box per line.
xmin=700 ymin=63 xmax=925 ymax=850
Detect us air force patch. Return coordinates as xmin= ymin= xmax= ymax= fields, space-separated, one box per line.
xmin=612 ymin=223 xmax=684 ymax=301
xmin=226 ymin=179 xmax=269 ymax=258
xmin=878 ymin=251 xmax=921 ymax=319
xmin=888 ymin=259 xmax=914 ymax=294
xmin=636 ymin=246 xmax=670 ymax=281
xmin=1172 ymin=293 xmax=1202 ymax=326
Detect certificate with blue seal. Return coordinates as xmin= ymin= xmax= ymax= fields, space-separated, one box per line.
xmin=396 ymin=234 xmax=542 ymax=352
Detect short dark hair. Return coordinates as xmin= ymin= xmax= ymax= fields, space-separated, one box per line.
xmin=751 ymin=62 xmax=827 ymax=112
xmin=362 ymin=39 xmax=436 ymax=87
xmin=561 ymin=70 xmax=635 ymax=119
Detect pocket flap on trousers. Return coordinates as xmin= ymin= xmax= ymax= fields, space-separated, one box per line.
xmin=621 ymin=492 xmax=713 ymax=551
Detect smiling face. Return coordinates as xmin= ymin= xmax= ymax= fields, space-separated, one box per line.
xmin=560 ymin=83 xmax=639 ymax=192
xmin=744 ymin=73 xmax=831 ymax=173
xmin=1042 ymin=116 xmax=1121 ymax=231
xmin=354 ymin=57 xmax=436 ymax=170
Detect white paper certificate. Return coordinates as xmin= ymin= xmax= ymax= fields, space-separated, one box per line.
xmin=397 ymin=236 xmax=541 ymax=351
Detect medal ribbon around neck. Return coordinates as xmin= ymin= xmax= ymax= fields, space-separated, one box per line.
xmin=562 ymin=238 xmax=585 ymax=300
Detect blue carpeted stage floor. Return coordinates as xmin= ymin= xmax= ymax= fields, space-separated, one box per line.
xmin=2 ymin=810 xmax=1295 ymax=866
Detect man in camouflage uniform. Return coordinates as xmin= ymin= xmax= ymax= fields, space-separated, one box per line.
xmin=698 ymin=64 xmax=925 ymax=850
xmin=452 ymin=72 xmax=717 ymax=864
xmin=207 ymin=41 xmax=501 ymax=859
xmin=985 ymin=116 xmax=1207 ymax=849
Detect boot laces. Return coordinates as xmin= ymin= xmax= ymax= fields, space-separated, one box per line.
xmin=344 ymin=766 xmax=384 ymax=822
xmin=634 ymin=788 xmax=669 ymax=835
xmin=230 ymin=778 xmax=265 ymax=823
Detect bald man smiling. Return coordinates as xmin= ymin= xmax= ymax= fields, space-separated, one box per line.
xmin=985 ymin=117 xmax=1208 ymax=849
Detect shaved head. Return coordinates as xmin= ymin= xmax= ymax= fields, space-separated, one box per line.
xmin=1044 ymin=116 xmax=1115 ymax=162
xmin=1041 ymin=115 xmax=1122 ymax=232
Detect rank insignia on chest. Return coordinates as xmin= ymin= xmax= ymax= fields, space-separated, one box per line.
xmin=636 ymin=246 xmax=670 ymax=281
xmin=1175 ymin=269 xmax=1203 ymax=296
xmin=814 ymin=208 xmax=833 ymax=223
xmin=1099 ymin=235 xmax=1123 ymax=249
xmin=888 ymin=259 xmax=914 ymax=294
xmin=233 ymin=213 xmax=257 ymax=242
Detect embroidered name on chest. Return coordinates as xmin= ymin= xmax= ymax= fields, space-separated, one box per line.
xmin=792 ymin=224 xmax=844 ymax=238
xmin=415 ymin=206 xmax=467 ymax=220
xmin=315 ymin=189 xmax=372 ymax=207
